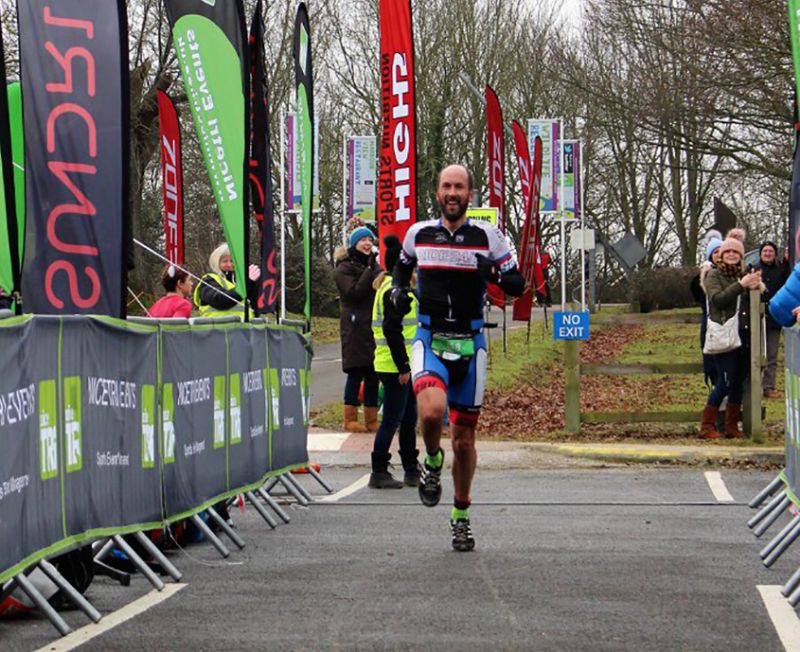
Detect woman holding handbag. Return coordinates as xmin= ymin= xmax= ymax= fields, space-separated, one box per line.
xmin=699 ymin=238 xmax=763 ymax=439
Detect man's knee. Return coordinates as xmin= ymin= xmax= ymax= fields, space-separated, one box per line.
xmin=451 ymin=427 xmax=476 ymax=456
xmin=419 ymin=404 xmax=446 ymax=430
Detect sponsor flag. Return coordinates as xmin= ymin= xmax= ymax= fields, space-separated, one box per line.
xmin=790 ymin=93 xmax=800 ymax=268
xmin=378 ymin=0 xmax=418 ymax=261
xmin=513 ymin=131 xmax=544 ymax=321
xmin=560 ymin=140 xmax=580 ymax=221
xmin=249 ymin=0 xmax=278 ymax=314
xmin=157 ymin=90 xmax=184 ymax=265
xmin=348 ymin=136 xmax=377 ymax=223
xmin=8 ymin=83 xmax=25 ymax=277
xmin=528 ymin=119 xmax=559 ymax=213
xmin=0 ymin=26 xmax=20 ymax=300
xmin=165 ymin=0 xmax=250 ymax=304
xmin=294 ymin=3 xmax=314 ymax=323
xmin=485 ymin=85 xmax=505 ymax=308
xmin=18 ymin=0 xmax=130 ymax=317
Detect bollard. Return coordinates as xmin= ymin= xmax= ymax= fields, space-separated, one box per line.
xmin=744 ymin=290 xmax=763 ymax=442
xmin=564 ymin=339 xmax=580 ymax=434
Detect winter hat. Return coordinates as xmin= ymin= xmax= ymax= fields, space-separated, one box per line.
xmin=382 ymin=235 xmax=402 ymax=273
xmin=208 ymin=243 xmax=230 ymax=276
xmin=760 ymin=240 xmax=778 ymax=256
xmin=720 ymin=237 xmax=744 ymax=258
xmin=706 ymin=237 xmax=723 ymax=262
xmin=349 ymin=226 xmax=375 ymax=249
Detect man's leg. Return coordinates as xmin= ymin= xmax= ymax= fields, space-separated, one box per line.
xmin=415 ymin=386 xmax=447 ymax=507
xmin=450 ymin=422 xmax=477 ymax=508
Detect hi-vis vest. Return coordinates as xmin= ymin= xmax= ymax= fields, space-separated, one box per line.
xmin=372 ymin=275 xmax=418 ymax=373
xmin=193 ymin=273 xmax=245 ymax=320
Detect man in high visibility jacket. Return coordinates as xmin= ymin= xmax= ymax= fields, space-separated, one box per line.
xmin=193 ymin=243 xmax=260 ymax=320
xmin=368 ymin=235 xmax=420 ymax=489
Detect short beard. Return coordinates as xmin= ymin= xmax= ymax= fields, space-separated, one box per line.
xmin=439 ymin=197 xmax=468 ymax=222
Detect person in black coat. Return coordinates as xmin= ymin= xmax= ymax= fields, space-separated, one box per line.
xmin=757 ymin=241 xmax=789 ymax=398
xmin=333 ymin=226 xmax=382 ymax=432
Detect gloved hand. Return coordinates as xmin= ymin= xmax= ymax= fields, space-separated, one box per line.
xmin=388 ymin=286 xmax=413 ymax=315
xmin=475 ymin=254 xmax=501 ymax=284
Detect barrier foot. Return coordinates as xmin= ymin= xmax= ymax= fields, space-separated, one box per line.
xmin=14 ymin=572 xmax=71 ymax=636
xmin=284 ymin=472 xmax=314 ymax=502
xmin=92 ymin=539 xmax=131 ymax=587
xmin=38 ymin=559 xmax=102 ymax=623
xmin=761 ymin=516 xmax=800 ymax=560
xmin=132 ymin=531 xmax=183 ymax=582
xmin=190 ymin=514 xmax=230 ymax=558
xmin=749 ymin=490 xmax=787 ymax=530
xmin=112 ymin=536 xmax=165 ymax=591
xmin=257 ymin=488 xmax=291 ymax=523
xmin=306 ymin=465 xmax=334 ymax=494
xmin=754 ymin=496 xmax=791 ymax=538
xmin=207 ymin=507 xmax=246 ymax=550
xmin=279 ymin=474 xmax=310 ymax=506
xmin=764 ymin=519 xmax=800 ymax=568
xmin=246 ymin=491 xmax=278 ymax=529
xmin=263 ymin=477 xmax=279 ymax=493
xmin=782 ymin=566 xmax=800 ymax=598
xmin=789 ymin=583 xmax=800 ymax=608
xmin=750 ymin=475 xmax=784 ymax=509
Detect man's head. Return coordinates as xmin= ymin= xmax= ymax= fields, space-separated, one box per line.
xmin=760 ymin=241 xmax=778 ymax=264
xmin=436 ymin=164 xmax=474 ymax=223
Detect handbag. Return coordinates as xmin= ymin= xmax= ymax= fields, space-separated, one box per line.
xmin=703 ymin=295 xmax=741 ymax=354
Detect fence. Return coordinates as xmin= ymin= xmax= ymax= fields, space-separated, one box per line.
xmin=0 ymin=315 xmax=312 ymax=587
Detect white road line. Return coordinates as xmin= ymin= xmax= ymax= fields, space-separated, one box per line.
xmin=704 ymin=471 xmax=735 ymax=503
xmin=317 ymin=473 xmax=370 ymax=502
xmin=308 ymin=432 xmax=349 ymax=452
xmin=759 ymin=585 xmax=800 ymax=651
xmin=35 ymin=583 xmax=186 ymax=652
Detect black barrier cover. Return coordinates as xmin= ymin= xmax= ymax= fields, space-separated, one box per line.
xmin=0 ymin=317 xmax=62 ymax=581
xmin=266 ymin=327 xmax=310 ymax=471
xmin=18 ymin=1 xmax=129 ymax=317
xmin=59 ymin=318 xmax=161 ymax=535
xmin=227 ymin=327 xmax=270 ymax=489
xmin=161 ymin=326 xmax=230 ymax=521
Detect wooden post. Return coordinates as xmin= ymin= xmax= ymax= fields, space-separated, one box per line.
xmin=745 ymin=289 xmax=763 ymax=442
xmin=564 ymin=338 xmax=581 ymax=434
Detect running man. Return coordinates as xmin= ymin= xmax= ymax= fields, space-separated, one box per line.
xmin=388 ymin=164 xmax=524 ymax=551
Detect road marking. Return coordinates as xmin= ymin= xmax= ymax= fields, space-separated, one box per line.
xmin=35 ymin=583 xmax=186 ymax=652
xmin=314 ymin=358 xmax=342 ymax=364
xmin=759 ymin=585 xmax=800 ymax=651
xmin=308 ymin=432 xmax=349 ymax=451
xmin=317 ymin=473 xmax=370 ymax=502
xmin=704 ymin=471 xmax=735 ymax=502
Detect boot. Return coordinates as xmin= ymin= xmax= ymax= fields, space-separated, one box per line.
xmin=725 ymin=403 xmax=744 ymax=439
xmin=343 ymin=405 xmax=365 ymax=433
xmin=368 ymin=452 xmax=403 ymax=489
xmin=399 ymin=448 xmax=421 ymax=487
xmin=364 ymin=406 xmax=379 ymax=433
xmin=699 ymin=404 xmax=722 ymax=439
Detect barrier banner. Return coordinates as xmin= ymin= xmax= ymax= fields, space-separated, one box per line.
xmin=161 ymin=326 xmax=230 ymax=521
xmin=266 ymin=327 xmax=310 ymax=471
xmin=165 ymin=0 xmax=250 ymax=305
xmin=157 ymin=90 xmax=184 ymax=265
xmin=0 ymin=317 xmax=62 ymax=583
xmin=58 ymin=317 xmax=161 ymax=535
xmin=249 ymin=1 xmax=279 ymax=315
xmin=18 ymin=0 xmax=130 ymax=317
xmin=784 ymin=329 xmax=800 ymax=501
xmin=378 ymin=0 xmax=418 ymax=263
xmin=226 ymin=326 xmax=270 ymax=489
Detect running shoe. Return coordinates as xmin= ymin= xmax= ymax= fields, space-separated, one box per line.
xmin=418 ymin=456 xmax=443 ymax=507
xmin=450 ymin=518 xmax=475 ymax=552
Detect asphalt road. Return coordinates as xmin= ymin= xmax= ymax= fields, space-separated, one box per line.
xmin=5 ymin=466 xmax=797 ymax=651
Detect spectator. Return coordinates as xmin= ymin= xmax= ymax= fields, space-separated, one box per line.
xmin=691 ymin=237 xmax=722 ymax=387
xmin=699 ymin=238 xmax=763 ymax=439
xmin=149 ymin=264 xmax=193 ymax=318
xmin=757 ymin=241 xmax=789 ymax=399
xmin=193 ymin=243 xmax=260 ymax=320
xmin=334 ymin=225 xmax=381 ymax=433
xmin=368 ymin=235 xmax=420 ymax=489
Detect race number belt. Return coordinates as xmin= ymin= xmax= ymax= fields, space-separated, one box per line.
xmin=431 ymin=332 xmax=475 ymax=360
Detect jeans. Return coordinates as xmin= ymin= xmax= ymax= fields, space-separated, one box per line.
xmin=763 ymin=328 xmax=781 ymax=391
xmin=343 ymin=366 xmax=378 ymax=407
xmin=373 ymin=372 xmax=417 ymax=456
xmin=708 ymin=346 xmax=747 ymax=406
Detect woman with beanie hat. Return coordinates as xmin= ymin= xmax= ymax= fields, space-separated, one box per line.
xmin=698 ymin=238 xmax=763 ymax=439
xmin=333 ymin=225 xmax=382 ymax=432
xmin=690 ymin=237 xmax=723 ymax=389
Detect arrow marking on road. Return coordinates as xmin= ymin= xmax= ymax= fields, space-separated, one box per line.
xmin=35 ymin=583 xmax=186 ymax=652
xmin=705 ymin=471 xmax=735 ymax=503
xmin=758 ymin=585 xmax=800 ymax=651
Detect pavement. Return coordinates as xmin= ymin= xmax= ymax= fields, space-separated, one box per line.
xmin=307 ymin=427 xmax=785 ymax=469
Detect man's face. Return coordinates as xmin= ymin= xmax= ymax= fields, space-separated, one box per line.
xmin=761 ymin=246 xmax=776 ymax=264
xmin=436 ymin=166 xmax=473 ymax=223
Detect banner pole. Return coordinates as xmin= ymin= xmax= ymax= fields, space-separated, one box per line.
xmin=579 ymin=139 xmax=586 ymax=312
xmin=559 ymin=118 xmax=567 ymax=312
xmin=280 ymin=107 xmax=287 ymax=321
